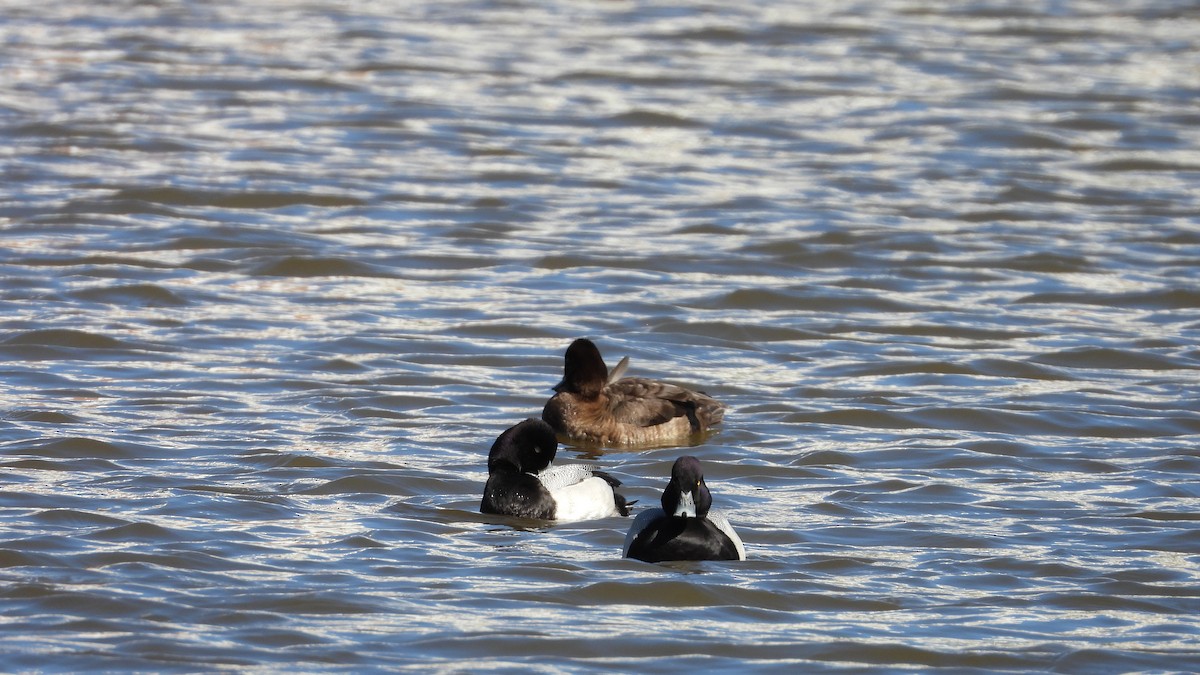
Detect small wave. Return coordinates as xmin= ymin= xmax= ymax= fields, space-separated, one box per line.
xmin=453 ymin=322 xmax=566 ymax=340
xmin=659 ymin=21 xmax=877 ymax=45
xmin=781 ymin=409 xmax=914 ymax=429
xmin=785 ymin=407 xmax=1197 ymax=437
xmin=1030 ymin=347 xmax=1196 ymax=371
xmin=312 ymin=357 xmax=369 ymax=373
xmin=819 ymin=360 xmax=977 ymax=378
xmin=111 ymin=187 xmax=366 ymax=209
xmin=809 ymin=502 xmax=865 ymax=518
xmin=1049 ymin=648 xmax=1200 ymax=675
xmin=909 ymin=407 xmax=1200 ymax=438
xmin=650 ymin=319 xmax=824 ymax=343
xmin=33 ymin=508 xmax=129 ymax=527
xmin=229 ymin=628 xmax=330 ymax=648
xmin=977 ymin=556 xmax=1089 ymax=579
xmin=1087 ymin=158 xmax=1200 ymax=172
xmin=347 ymin=407 xmax=417 ymax=420
xmin=0 ymin=458 xmax=123 ymax=472
xmin=1041 ymin=592 xmax=1187 ymax=615
xmin=792 ymin=450 xmax=860 ymax=467
xmin=333 ymin=536 xmax=387 ymax=549
xmin=4 ymin=583 xmax=145 ymax=617
xmin=79 ymin=550 xmax=243 ymax=572
xmin=11 ymin=253 xmax=176 ymax=271
xmin=154 ymin=491 xmax=296 ymax=522
xmin=251 ymin=256 xmax=397 ymax=278
xmin=1 ymin=329 xmax=128 ymax=349
xmin=975 ymin=251 xmax=1093 ymax=273
xmin=969 ymin=358 xmax=1074 ymax=381
xmin=4 ymin=410 xmax=83 ymax=424
xmin=534 ymin=580 xmax=900 ymax=612
xmin=299 ymin=475 xmax=414 ymax=496
xmin=658 ymin=26 xmax=756 ymax=43
xmin=963 ymin=439 xmax=1041 ymax=457
xmin=216 ymin=591 xmax=389 ymax=615
xmin=705 ymin=288 xmax=919 ymax=313
xmin=239 ymin=450 xmax=343 ymax=469
xmin=0 ymin=329 xmax=170 ymax=360
xmin=602 ymin=110 xmax=704 ymax=128
xmin=957 ymin=207 xmax=1044 ymax=222
xmin=69 ymin=284 xmax=189 ymax=307
xmin=810 ymin=525 xmax=996 ymax=550
xmin=1124 ymin=511 xmax=1200 ymax=522
xmin=88 ymin=522 xmax=185 ymax=542
xmin=1016 ymin=288 xmax=1200 ymax=310
xmin=1149 ymin=455 xmax=1200 ymax=473
xmin=163 ymin=235 xmax=257 ymax=250
xmin=0 ymin=550 xmax=67 ymax=568
xmin=9 ymin=437 xmax=144 ymax=460
xmin=534 ymin=253 xmax=666 ymax=271
xmin=959 ymin=125 xmax=1077 ymax=150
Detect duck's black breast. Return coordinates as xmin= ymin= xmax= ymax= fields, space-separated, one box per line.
xmin=626 ymin=515 xmax=740 ymax=562
xmin=480 ymin=471 xmax=556 ymax=520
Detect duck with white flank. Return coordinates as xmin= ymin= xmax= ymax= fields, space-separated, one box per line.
xmin=481 ymin=418 xmax=632 ymax=521
xmin=623 ymin=456 xmax=745 ymax=562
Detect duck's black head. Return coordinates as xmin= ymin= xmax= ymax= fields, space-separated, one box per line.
xmin=488 ymin=418 xmax=558 ymax=474
xmin=662 ymin=455 xmax=713 ymax=519
xmin=553 ymin=338 xmax=608 ymax=399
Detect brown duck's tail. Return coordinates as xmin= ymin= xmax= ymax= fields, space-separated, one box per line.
xmin=685 ymin=395 xmax=726 ymax=431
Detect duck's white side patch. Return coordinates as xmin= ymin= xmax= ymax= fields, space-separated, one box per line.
xmin=548 ymin=476 xmax=620 ymax=522
xmin=706 ymin=509 xmax=746 ymax=560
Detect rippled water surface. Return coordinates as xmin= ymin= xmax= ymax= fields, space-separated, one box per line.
xmin=3 ymin=0 xmax=1200 ymax=672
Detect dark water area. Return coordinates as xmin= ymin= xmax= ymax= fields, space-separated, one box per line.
xmin=2 ymin=0 xmax=1199 ymax=672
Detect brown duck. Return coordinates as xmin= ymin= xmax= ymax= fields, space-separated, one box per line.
xmin=541 ymin=338 xmax=726 ymax=446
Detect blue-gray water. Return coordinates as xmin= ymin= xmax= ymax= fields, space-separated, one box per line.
xmin=2 ymin=1 xmax=1199 ymax=672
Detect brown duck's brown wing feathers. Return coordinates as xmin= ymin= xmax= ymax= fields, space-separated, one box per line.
xmin=606 ymin=378 xmax=726 ymax=429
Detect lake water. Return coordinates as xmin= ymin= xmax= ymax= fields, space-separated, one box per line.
xmin=2 ymin=1 xmax=1199 ymax=672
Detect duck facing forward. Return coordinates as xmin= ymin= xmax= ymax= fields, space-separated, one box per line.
xmin=541 ymin=338 xmax=725 ymax=447
xmin=481 ymin=418 xmax=632 ymax=522
xmin=623 ymin=456 xmax=745 ymax=562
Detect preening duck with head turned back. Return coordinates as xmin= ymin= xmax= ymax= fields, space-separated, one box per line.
xmin=541 ymin=338 xmax=726 ymax=447
xmin=480 ymin=418 xmax=632 ymax=522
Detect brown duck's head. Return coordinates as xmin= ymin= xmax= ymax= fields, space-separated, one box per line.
xmin=553 ymin=338 xmax=608 ymax=399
